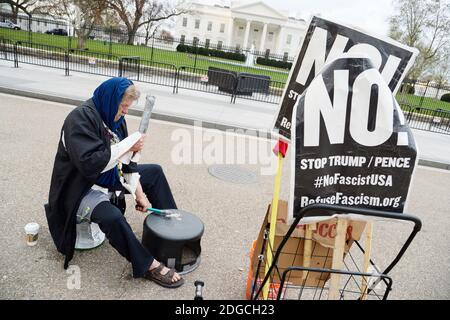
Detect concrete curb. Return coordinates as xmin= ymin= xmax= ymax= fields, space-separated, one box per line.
xmin=418 ymin=159 xmax=450 ymax=171
xmin=2 ymin=85 xmax=449 ymax=171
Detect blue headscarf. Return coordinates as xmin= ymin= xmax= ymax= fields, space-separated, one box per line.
xmin=92 ymin=77 xmax=133 ymax=133
xmin=92 ymin=77 xmax=133 ymax=188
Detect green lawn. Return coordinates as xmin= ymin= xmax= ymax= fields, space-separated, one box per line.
xmin=396 ymin=93 xmax=450 ymax=112
xmin=0 ymin=28 xmax=289 ymax=83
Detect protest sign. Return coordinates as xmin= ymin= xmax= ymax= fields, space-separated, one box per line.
xmin=273 ymin=16 xmax=418 ymax=141
xmin=288 ymin=54 xmax=417 ymax=218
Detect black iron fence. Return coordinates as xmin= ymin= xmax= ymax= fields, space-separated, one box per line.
xmin=396 ymin=80 xmax=450 ymax=134
xmin=0 ymin=40 xmax=286 ymax=105
xmin=401 ymin=105 xmax=450 ymax=134
xmin=0 ymin=11 xmax=293 ymax=80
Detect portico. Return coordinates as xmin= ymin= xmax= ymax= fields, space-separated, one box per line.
xmin=175 ymin=1 xmax=306 ymax=57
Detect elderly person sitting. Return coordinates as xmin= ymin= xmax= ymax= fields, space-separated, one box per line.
xmin=45 ymin=77 xmax=184 ymax=288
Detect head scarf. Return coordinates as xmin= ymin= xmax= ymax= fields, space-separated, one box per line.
xmin=91 ymin=77 xmax=133 ymax=188
xmin=92 ymin=77 xmax=133 ymax=133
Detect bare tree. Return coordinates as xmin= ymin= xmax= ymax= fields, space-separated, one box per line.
xmin=106 ymin=0 xmax=188 ymax=45
xmin=389 ymin=0 xmax=450 ymax=80
xmin=431 ymin=49 xmax=450 ymax=97
xmin=36 ymin=0 xmax=106 ymax=49
xmin=0 ymin=0 xmax=38 ymax=21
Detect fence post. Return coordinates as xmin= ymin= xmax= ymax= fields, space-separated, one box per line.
xmin=174 ymin=66 xmax=182 ymax=94
xmin=419 ymin=80 xmax=430 ymax=107
xmin=13 ymin=42 xmax=18 ymax=68
xmin=150 ymin=36 xmax=154 ymax=66
xmin=137 ymin=58 xmax=140 ymax=82
xmin=231 ymin=74 xmax=237 ymax=104
xmin=109 ymin=28 xmax=113 ymax=56
xmin=28 ymin=15 xmax=32 ymax=43
xmin=194 ymin=44 xmax=198 ymax=69
xmin=65 ymin=50 xmax=69 ymax=76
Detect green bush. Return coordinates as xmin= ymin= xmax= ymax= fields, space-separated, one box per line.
xmin=441 ymin=93 xmax=450 ymax=103
xmin=176 ymin=44 xmax=245 ymax=62
xmin=256 ymin=57 xmax=292 ymax=70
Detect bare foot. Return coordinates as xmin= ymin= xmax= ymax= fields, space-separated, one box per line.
xmin=149 ymin=260 xmax=182 ymax=283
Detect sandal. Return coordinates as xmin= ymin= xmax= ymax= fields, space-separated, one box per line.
xmin=143 ymin=263 xmax=185 ymax=288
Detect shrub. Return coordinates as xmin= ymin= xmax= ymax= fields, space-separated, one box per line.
xmin=176 ymin=44 xmax=245 ymax=62
xmin=441 ymin=93 xmax=450 ymax=103
xmin=256 ymin=57 xmax=292 ymax=70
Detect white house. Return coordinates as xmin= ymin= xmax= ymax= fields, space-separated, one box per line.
xmin=174 ymin=0 xmax=307 ymax=58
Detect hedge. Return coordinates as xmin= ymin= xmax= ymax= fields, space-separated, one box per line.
xmin=256 ymin=57 xmax=292 ymax=70
xmin=441 ymin=93 xmax=450 ymax=103
xmin=176 ymin=44 xmax=245 ymax=62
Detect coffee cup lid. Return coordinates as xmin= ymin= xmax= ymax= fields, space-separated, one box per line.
xmin=24 ymin=222 xmax=40 ymax=233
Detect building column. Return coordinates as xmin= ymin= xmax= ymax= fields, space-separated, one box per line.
xmin=259 ymin=23 xmax=268 ymax=53
xmin=242 ymin=19 xmax=251 ymax=50
xmin=275 ymin=26 xmax=285 ymax=55
xmin=226 ymin=17 xmax=234 ymax=47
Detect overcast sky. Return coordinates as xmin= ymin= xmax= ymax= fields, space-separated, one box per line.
xmin=190 ymin=0 xmax=397 ymax=37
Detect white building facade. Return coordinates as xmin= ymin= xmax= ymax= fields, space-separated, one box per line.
xmin=174 ymin=1 xmax=307 ymax=58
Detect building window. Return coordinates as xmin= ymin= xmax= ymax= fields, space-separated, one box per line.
xmin=182 ymin=17 xmax=187 ymax=27
xmin=268 ymin=32 xmax=274 ymax=42
xmin=193 ymin=37 xmax=199 ymax=46
xmin=235 ymin=44 xmax=241 ymax=52
xmin=37 ymin=21 xmax=40 ymax=26
xmin=44 ymin=22 xmax=47 ymax=27
xmin=217 ymin=40 xmax=223 ymax=50
xmin=220 ymin=23 xmax=225 ymax=33
xmin=254 ymin=29 xmax=259 ymax=32
xmin=180 ymin=35 xmax=185 ymax=44
xmin=286 ymin=34 xmax=292 ymax=45
xmin=207 ymin=21 xmax=212 ymax=31
xmin=265 ymin=49 xmax=270 ymax=59
xmin=195 ymin=19 xmax=200 ymax=29
xmin=205 ymin=38 xmax=210 ymax=48
xmin=283 ymin=52 xmax=289 ymax=62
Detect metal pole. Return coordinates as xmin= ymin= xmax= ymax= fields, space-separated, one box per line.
xmin=109 ymin=28 xmax=113 ymax=56
xmin=194 ymin=43 xmax=198 ymax=69
xmin=150 ymin=36 xmax=154 ymax=65
xmin=28 ymin=15 xmax=32 ymax=43
xmin=13 ymin=42 xmax=18 ymax=68
xmin=137 ymin=58 xmax=140 ymax=81
xmin=419 ymin=81 xmax=430 ymax=107
xmin=65 ymin=51 xmax=69 ymax=76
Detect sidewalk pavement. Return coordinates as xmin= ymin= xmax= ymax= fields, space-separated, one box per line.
xmin=1 ymin=60 xmax=449 ymax=170
xmin=1 ymin=93 xmax=449 ymax=300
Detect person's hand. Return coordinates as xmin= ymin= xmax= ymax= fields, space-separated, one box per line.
xmin=135 ymin=195 xmax=151 ymax=212
xmin=130 ymin=134 xmax=146 ymax=153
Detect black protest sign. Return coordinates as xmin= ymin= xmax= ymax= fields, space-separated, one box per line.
xmin=274 ymin=16 xmax=418 ymax=141
xmin=289 ymin=55 xmax=417 ymax=218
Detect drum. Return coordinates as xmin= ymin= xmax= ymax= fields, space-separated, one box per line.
xmin=142 ymin=210 xmax=204 ymax=275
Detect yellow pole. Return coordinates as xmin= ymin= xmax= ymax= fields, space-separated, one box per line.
xmin=262 ymin=152 xmax=284 ymax=299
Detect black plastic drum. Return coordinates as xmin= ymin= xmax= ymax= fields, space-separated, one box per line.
xmin=141 ymin=210 xmax=204 ymax=275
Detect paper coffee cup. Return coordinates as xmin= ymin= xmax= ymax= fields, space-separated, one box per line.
xmin=24 ymin=222 xmax=40 ymax=246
